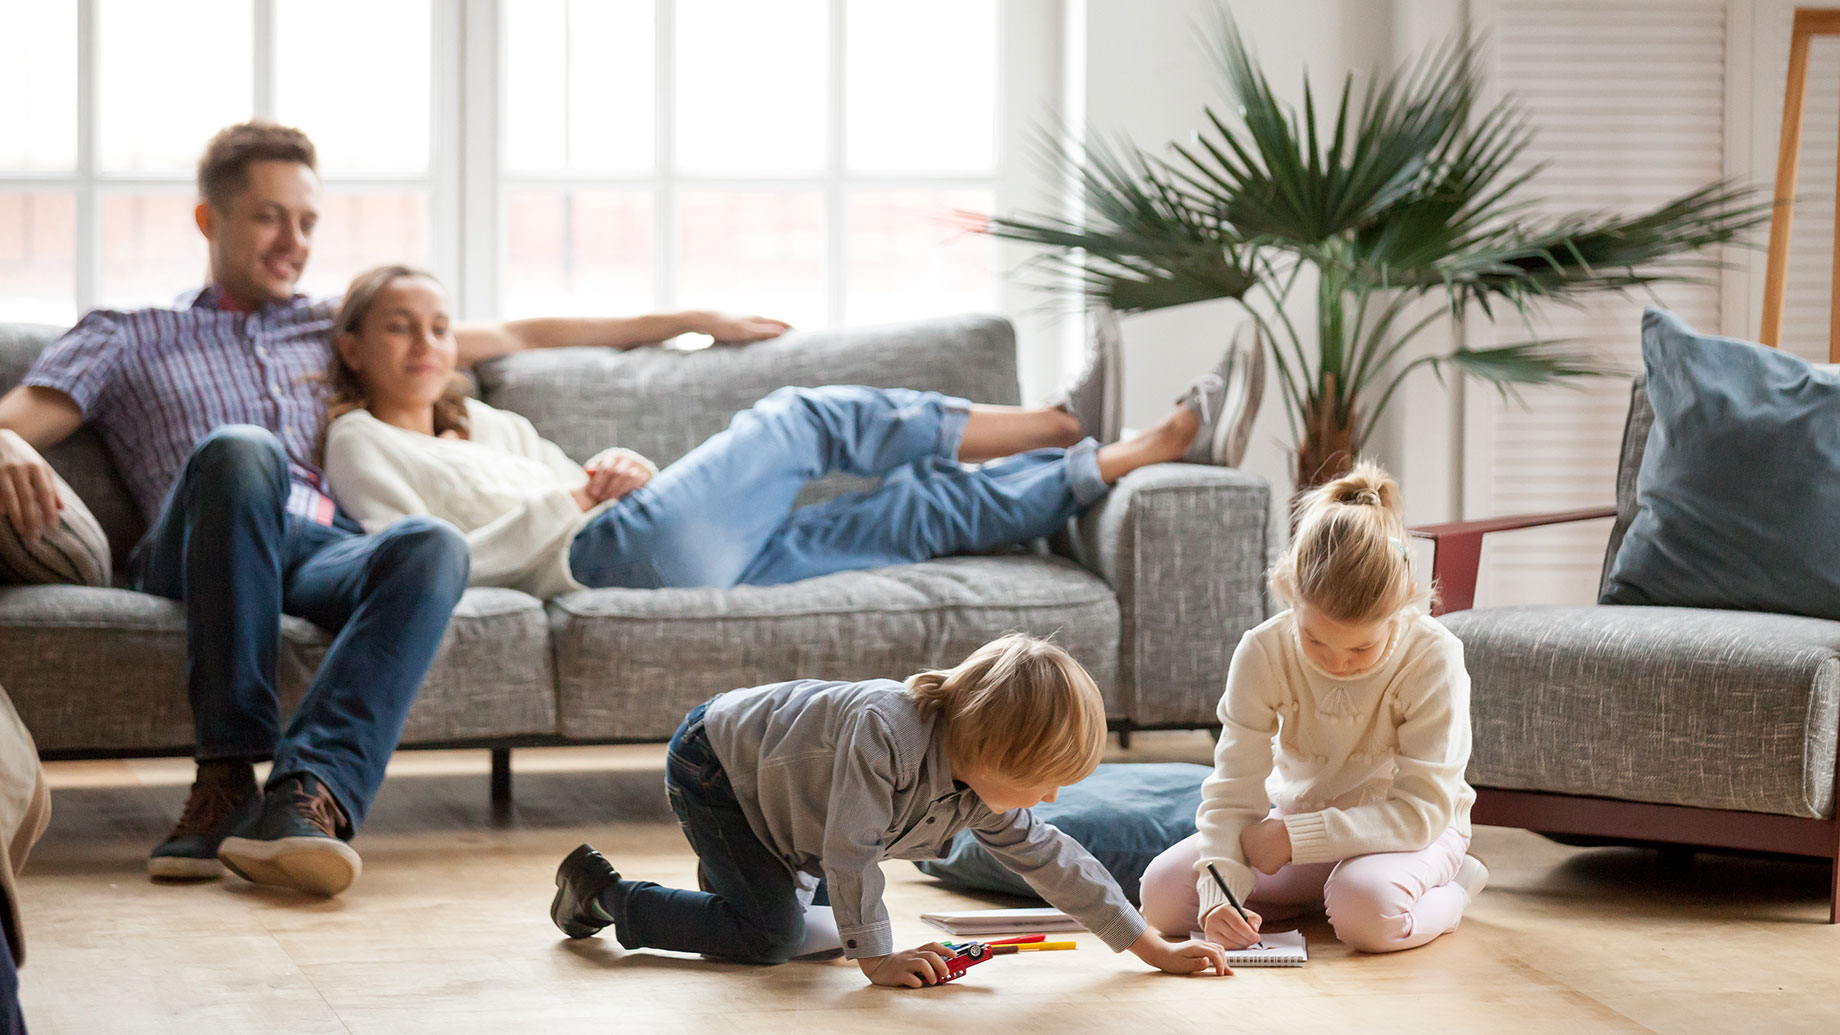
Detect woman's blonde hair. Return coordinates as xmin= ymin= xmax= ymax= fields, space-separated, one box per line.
xmin=1268 ymin=460 xmax=1431 ymax=624
xmin=315 ymin=264 xmax=471 ymax=465
xmin=905 ymin=633 xmax=1106 ymax=787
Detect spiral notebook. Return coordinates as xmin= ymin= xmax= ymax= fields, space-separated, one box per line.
xmin=1191 ymin=928 xmax=1308 ymax=967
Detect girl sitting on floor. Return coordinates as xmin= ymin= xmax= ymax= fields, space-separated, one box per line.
xmin=1139 ymin=461 xmax=1487 ymax=954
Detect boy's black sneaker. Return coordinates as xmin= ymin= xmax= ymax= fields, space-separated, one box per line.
xmin=552 ymin=843 xmax=622 ymax=939
xmin=217 ymin=773 xmax=362 ymax=897
xmin=148 ymin=760 xmax=260 ymax=880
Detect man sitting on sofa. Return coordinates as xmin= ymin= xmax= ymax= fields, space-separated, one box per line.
xmin=0 ymin=121 xmax=789 ymax=896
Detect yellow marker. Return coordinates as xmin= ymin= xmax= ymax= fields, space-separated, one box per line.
xmin=990 ymin=940 xmax=1078 ymax=954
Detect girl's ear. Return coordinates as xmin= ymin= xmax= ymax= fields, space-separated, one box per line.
xmin=334 ymin=330 xmax=362 ymax=372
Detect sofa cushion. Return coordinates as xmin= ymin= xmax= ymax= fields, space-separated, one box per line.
xmin=1440 ymin=604 xmax=1840 ymax=819
xmin=0 ymin=585 xmax=554 ymax=752
xmin=1602 ymin=308 xmax=1840 ymax=618
xmin=0 ymin=323 xmax=145 ymax=568
xmin=549 ymin=555 xmax=1120 ymax=740
xmin=281 ymin=587 xmax=556 ymax=743
xmin=0 ymin=470 xmax=111 ymax=587
xmin=913 ymin=762 xmax=1210 ymax=905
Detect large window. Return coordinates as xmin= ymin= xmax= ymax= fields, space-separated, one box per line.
xmin=0 ymin=0 xmax=1022 ymax=334
xmin=0 ymin=0 xmax=438 ymax=323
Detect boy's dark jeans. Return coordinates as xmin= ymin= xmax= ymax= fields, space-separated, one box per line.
xmin=613 ymin=703 xmax=811 ymax=963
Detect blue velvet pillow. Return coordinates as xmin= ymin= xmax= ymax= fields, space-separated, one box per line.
xmin=914 ymin=762 xmax=1209 ymax=905
xmin=1601 ymin=308 xmax=1840 ymax=618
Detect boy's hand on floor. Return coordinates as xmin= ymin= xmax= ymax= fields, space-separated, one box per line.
xmin=1129 ymin=929 xmax=1232 ymax=976
xmin=860 ymin=943 xmax=955 ymax=988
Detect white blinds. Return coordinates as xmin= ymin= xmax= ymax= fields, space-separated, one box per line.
xmin=1459 ymin=0 xmax=1817 ymax=606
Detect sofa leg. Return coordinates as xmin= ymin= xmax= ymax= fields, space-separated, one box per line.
xmin=1117 ymin=726 xmax=1133 ymax=750
xmin=1830 ymin=857 xmax=1839 ymax=925
xmin=490 ymin=748 xmax=513 ymax=809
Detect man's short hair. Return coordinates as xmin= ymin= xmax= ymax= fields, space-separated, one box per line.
xmin=196 ymin=121 xmax=317 ymax=212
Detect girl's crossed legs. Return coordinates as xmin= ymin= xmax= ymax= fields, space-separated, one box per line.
xmin=1138 ymin=821 xmax=1473 ymax=954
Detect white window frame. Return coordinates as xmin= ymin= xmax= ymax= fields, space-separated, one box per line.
xmin=458 ymin=0 xmax=1065 ymax=335
xmin=0 ymin=0 xmax=456 ymax=317
xmin=4 ymin=0 xmax=1063 ymax=368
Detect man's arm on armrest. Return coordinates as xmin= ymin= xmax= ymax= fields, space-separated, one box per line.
xmin=453 ymin=311 xmax=791 ymax=366
xmin=0 ymin=385 xmax=84 ymax=538
xmin=1410 ymin=507 xmax=1617 ymax=615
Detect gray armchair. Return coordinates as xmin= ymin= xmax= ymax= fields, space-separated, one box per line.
xmin=1414 ymin=377 xmax=1840 ymax=922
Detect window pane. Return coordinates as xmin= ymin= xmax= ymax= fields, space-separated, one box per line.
xmin=677 ymin=191 xmax=824 ymax=329
xmin=0 ymin=1 xmax=77 ymax=171
xmin=675 ymin=0 xmax=826 ymax=175
xmin=99 ymin=193 xmax=209 ymax=309
xmin=845 ymin=190 xmax=996 ymax=325
xmin=295 ymin=192 xmax=430 ymax=301
xmin=504 ymin=190 xmax=653 ymax=317
xmin=846 ymin=1 xmax=995 ymax=173
xmin=275 ymin=0 xmax=430 ymax=176
xmin=506 ymin=0 xmax=655 ymax=174
xmin=0 ymin=193 xmax=76 ymax=324
xmin=99 ymin=0 xmax=252 ymax=173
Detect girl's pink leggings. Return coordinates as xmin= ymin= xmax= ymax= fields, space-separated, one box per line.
xmin=1139 ymin=822 xmax=1472 ymax=953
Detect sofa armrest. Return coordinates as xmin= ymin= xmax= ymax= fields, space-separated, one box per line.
xmin=1410 ymin=507 xmax=1616 ymax=616
xmin=1054 ymin=464 xmax=1270 ymax=727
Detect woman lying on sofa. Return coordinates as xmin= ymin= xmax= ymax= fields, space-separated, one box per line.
xmin=318 ymin=264 xmax=1235 ymax=598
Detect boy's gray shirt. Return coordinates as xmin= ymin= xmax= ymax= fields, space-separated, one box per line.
xmin=701 ymin=678 xmax=1147 ymax=960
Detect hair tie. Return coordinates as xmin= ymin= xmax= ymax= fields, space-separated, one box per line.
xmin=1388 ymin=536 xmax=1410 ymax=561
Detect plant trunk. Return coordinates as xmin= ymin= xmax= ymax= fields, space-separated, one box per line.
xmin=1294 ymin=384 xmax=1357 ymax=491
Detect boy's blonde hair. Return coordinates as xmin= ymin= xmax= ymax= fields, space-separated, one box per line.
xmin=1269 ymin=460 xmax=1431 ymax=624
xmin=904 ymin=634 xmax=1106 ymax=787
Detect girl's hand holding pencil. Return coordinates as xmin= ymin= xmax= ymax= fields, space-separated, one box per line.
xmin=1202 ymin=902 xmax=1265 ymax=951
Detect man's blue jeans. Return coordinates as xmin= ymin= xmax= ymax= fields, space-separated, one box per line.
xmin=567 ymin=385 xmax=1108 ymax=589
xmin=127 ymin=426 xmax=470 ymax=829
xmin=2 ymin=923 xmax=22 ymax=1035
xmin=608 ymin=703 xmax=810 ymax=963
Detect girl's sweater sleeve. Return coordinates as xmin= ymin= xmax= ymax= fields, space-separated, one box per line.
xmin=324 ymin=415 xmax=581 ymax=589
xmin=1192 ymin=632 xmax=1282 ymax=921
xmin=1281 ymin=636 xmax=1472 ymax=864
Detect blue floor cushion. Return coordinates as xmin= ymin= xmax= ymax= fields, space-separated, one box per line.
xmin=915 ymin=762 xmax=1210 ymax=905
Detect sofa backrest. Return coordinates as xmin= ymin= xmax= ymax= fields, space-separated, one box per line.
xmin=0 ymin=313 xmax=1021 ymax=563
xmin=474 ymin=313 xmax=1021 ymax=467
xmin=0 ymin=323 xmax=146 ymax=568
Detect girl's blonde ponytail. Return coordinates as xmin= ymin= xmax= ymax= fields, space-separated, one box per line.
xmin=1269 ymin=460 xmax=1429 ymax=623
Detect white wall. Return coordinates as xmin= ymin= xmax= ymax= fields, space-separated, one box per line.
xmin=1062 ymin=0 xmax=1465 ymax=530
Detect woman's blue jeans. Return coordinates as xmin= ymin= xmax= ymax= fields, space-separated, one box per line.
xmin=567 ymin=386 xmax=1107 ymax=589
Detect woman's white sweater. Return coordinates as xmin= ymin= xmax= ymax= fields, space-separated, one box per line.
xmin=1193 ymin=608 xmax=1475 ymax=921
xmin=322 ymin=399 xmax=643 ymax=599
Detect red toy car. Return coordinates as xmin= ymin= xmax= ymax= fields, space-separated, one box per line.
xmin=942 ymin=941 xmax=993 ymax=983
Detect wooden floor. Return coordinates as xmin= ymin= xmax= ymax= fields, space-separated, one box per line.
xmin=14 ymin=732 xmax=1840 ymax=1035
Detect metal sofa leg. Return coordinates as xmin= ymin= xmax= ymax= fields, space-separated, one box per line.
xmin=491 ymin=748 xmax=512 ymax=809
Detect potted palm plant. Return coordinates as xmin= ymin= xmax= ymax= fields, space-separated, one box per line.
xmin=975 ymin=12 xmax=1768 ymax=489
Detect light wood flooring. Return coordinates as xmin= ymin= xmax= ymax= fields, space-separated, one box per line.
xmin=14 ymin=733 xmax=1840 ymax=1034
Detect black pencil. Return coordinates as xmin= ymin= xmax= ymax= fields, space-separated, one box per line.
xmin=1205 ymin=862 xmax=1252 ymax=925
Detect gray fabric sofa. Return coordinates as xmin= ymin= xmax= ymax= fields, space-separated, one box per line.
xmin=1415 ymin=378 xmax=1840 ymax=920
xmin=0 ymin=315 xmax=1270 ymax=785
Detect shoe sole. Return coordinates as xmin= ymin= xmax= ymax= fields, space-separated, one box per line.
xmin=219 ymin=835 xmax=361 ymax=896
xmin=147 ymin=855 xmax=224 ymax=881
xmin=1093 ymin=306 xmax=1124 ymax=445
